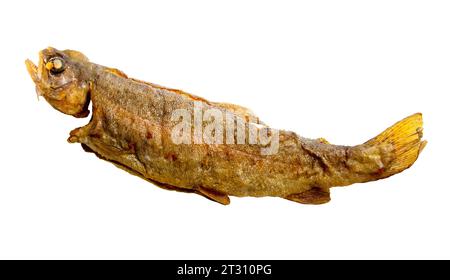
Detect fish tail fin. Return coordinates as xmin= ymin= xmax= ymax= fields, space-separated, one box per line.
xmin=365 ymin=113 xmax=427 ymax=177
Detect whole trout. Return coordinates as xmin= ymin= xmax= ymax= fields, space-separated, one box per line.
xmin=25 ymin=47 xmax=426 ymax=205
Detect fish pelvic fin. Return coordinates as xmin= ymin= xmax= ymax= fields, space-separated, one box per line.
xmin=365 ymin=113 xmax=427 ymax=178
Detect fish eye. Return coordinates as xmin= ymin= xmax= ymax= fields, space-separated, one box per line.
xmin=46 ymin=57 xmax=65 ymax=74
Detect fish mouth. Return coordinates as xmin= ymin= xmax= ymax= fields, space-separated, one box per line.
xmin=25 ymin=50 xmax=47 ymax=83
xmin=25 ymin=59 xmax=39 ymax=83
xmin=26 ymin=52 xmax=49 ymax=98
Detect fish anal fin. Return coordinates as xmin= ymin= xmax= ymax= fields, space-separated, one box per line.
xmin=286 ymin=187 xmax=330 ymax=205
xmin=196 ymin=186 xmax=231 ymax=205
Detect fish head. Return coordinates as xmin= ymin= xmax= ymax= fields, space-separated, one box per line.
xmin=26 ymin=47 xmax=92 ymax=118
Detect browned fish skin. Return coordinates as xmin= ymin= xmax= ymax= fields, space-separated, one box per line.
xmin=26 ymin=47 xmax=426 ymax=205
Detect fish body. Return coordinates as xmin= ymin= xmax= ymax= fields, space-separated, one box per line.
xmin=26 ymin=47 xmax=426 ymax=205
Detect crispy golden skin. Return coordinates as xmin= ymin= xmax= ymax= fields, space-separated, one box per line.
xmin=26 ymin=47 xmax=426 ymax=205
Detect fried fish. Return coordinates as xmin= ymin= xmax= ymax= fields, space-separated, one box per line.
xmin=26 ymin=47 xmax=426 ymax=205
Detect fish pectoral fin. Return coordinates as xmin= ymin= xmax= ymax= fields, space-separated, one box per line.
xmin=68 ymin=124 xmax=92 ymax=143
xmin=285 ymin=187 xmax=331 ymax=205
xmin=196 ymin=186 xmax=231 ymax=205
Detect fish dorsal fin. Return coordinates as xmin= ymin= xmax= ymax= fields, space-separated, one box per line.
xmin=106 ymin=67 xmax=128 ymax=78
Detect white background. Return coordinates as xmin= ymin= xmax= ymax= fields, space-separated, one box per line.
xmin=0 ymin=0 xmax=449 ymax=260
